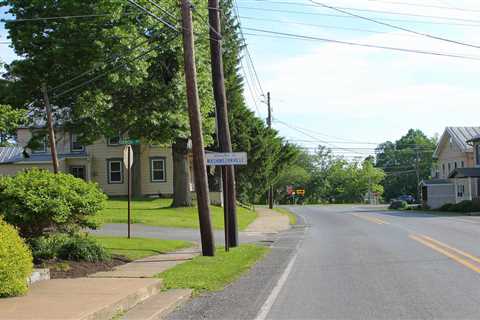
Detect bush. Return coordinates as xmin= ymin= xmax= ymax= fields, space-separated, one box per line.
xmin=389 ymin=200 xmax=408 ymax=210
xmin=0 ymin=169 xmax=107 ymax=238
xmin=57 ymin=235 xmax=111 ymax=262
xmin=29 ymin=233 xmax=110 ymax=263
xmin=438 ymin=203 xmax=454 ymax=212
xmin=29 ymin=233 xmax=69 ymax=263
xmin=0 ymin=218 xmax=33 ymax=297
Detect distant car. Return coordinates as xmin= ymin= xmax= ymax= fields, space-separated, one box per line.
xmin=393 ymin=195 xmax=416 ymax=204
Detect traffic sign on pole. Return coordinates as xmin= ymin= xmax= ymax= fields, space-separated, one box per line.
xmin=205 ymin=152 xmax=247 ymax=166
xmin=123 ymin=145 xmax=133 ymax=169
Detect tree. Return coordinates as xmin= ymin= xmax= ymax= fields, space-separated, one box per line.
xmin=2 ymin=0 xmax=215 ymax=205
xmin=0 ymin=104 xmax=26 ymax=146
xmin=375 ymin=129 xmax=437 ymax=201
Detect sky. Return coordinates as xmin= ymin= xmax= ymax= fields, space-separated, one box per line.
xmin=2 ymin=1 xmax=480 ymax=159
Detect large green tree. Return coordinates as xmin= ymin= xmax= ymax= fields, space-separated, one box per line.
xmin=375 ymin=129 xmax=437 ymax=201
xmin=2 ymin=0 xmax=215 ymax=203
xmin=0 ymin=104 xmax=26 ymax=146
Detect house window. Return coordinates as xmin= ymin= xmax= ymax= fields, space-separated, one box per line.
xmin=458 ymin=184 xmax=465 ymax=198
xmin=461 ymin=161 xmax=465 ymax=168
xmin=70 ymin=133 xmax=84 ymax=152
xmin=32 ymin=136 xmax=47 ymax=154
xmin=476 ymin=145 xmax=480 ymax=166
xmin=442 ymin=163 xmax=446 ymax=176
xmin=107 ymin=135 xmax=121 ymax=146
xmin=70 ymin=166 xmax=86 ymax=180
xmin=107 ymin=159 xmax=123 ymax=184
xmin=454 ymin=162 xmax=458 ymax=169
xmin=150 ymin=158 xmax=166 ymax=182
xmin=448 ymin=163 xmax=451 ymax=173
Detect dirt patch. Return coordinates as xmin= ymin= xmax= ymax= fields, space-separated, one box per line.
xmin=38 ymin=256 xmax=130 ymax=279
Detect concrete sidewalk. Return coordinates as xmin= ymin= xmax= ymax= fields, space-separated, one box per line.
xmin=245 ymin=207 xmax=291 ymax=234
xmin=0 ymin=248 xmax=200 ymax=320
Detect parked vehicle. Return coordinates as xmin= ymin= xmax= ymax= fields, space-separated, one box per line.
xmin=393 ymin=195 xmax=416 ymax=204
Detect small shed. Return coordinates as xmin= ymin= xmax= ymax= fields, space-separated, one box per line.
xmin=420 ymin=179 xmax=455 ymax=209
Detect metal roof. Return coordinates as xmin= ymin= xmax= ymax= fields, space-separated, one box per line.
xmin=467 ymin=134 xmax=480 ymax=143
xmin=448 ymin=168 xmax=480 ymax=179
xmin=0 ymin=147 xmax=87 ymax=164
xmin=420 ymin=179 xmax=452 ymax=186
xmin=433 ymin=127 xmax=480 ymax=158
xmin=0 ymin=147 xmax=23 ymax=163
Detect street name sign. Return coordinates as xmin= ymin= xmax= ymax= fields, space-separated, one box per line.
xmin=206 ymin=152 xmax=247 ymax=166
xmin=120 ymin=139 xmax=140 ymax=145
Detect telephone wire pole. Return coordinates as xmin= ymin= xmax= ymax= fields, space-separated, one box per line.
xmin=180 ymin=0 xmax=215 ymax=256
xmin=267 ymin=92 xmax=274 ymax=209
xmin=208 ymin=0 xmax=238 ymax=248
xmin=42 ymin=83 xmax=60 ymax=174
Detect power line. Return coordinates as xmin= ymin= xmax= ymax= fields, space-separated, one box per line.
xmin=240 ymin=16 xmax=417 ymax=37
xmin=242 ymin=28 xmax=480 ymax=61
xmin=311 ymin=1 xmax=480 ymax=50
xmin=240 ymin=0 xmax=480 ymax=25
xmin=0 ymin=13 xmax=136 ymax=23
xmin=236 ymin=6 xmax=480 ymax=28
xmin=127 ymin=0 xmax=178 ymax=31
xmin=365 ymin=0 xmax=479 ymax=13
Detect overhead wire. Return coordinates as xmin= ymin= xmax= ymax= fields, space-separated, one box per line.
xmin=242 ymin=28 xmax=480 ymax=61
xmin=310 ymin=1 xmax=480 ymax=49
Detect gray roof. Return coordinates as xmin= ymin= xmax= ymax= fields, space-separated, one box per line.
xmin=0 ymin=147 xmax=23 ymax=163
xmin=0 ymin=147 xmax=87 ymax=164
xmin=420 ymin=179 xmax=452 ymax=186
xmin=449 ymin=168 xmax=480 ymax=179
xmin=433 ymin=127 xmax=480 ymax=158
xmin=467 ymin=134 xmax=480 ymax=143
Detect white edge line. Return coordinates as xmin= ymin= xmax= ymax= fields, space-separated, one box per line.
xmin=255 ymin=251 xmax=298 ymax=320
xmin=255 ymin=206 xmax=305 ymax=320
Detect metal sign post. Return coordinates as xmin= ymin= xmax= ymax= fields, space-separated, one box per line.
xmin=206 ymin=152 xmax=247 ymax=251
xmin=123 ymin=145 xmax=134 ymax=239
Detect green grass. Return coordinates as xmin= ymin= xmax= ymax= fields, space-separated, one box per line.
xmin=158 ymin=244 xmax=269 ymax=294
xmin=91 ymin=198 xmax=257 ymax=230
xmin=273 ymin=207 xmax=297 ymax=225
xmin=93 ymin=236 xmax=192 ymax=260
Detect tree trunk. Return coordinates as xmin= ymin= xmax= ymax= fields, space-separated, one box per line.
xmin=171 ymin=138 xmax=193 ymax=207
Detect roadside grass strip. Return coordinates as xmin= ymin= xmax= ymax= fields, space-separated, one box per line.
xmin=352 ymin=213 xmax=389 ymax=225
xmin=158 ymin=244 xmax=269 ymax=294
xmin=410 ymin=234 xmax=480 ymax=274
xmin=93 ymin=236 xmax=192 ymax=260
xmin=92 ymin=198 xmax=257 ymax=230
xmin=273 ymin=207 xmax=297 ymax=225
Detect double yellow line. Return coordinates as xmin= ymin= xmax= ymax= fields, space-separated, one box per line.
xmin=410 ymin=234 xmax=480 ymax=274
xmin=352 ymin=213 xmax=389 ymax=225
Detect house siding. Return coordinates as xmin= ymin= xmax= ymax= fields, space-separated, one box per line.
xmin=436 ymin=133 xmax=473 ymax=179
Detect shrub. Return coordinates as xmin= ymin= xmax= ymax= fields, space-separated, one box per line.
xmin=57 ymin=235 xmax=111 ymax=262
xmin=0 ymin=218 xmax=33 ymax=297
xmin=438 ymin=203 xmax=453 ymax=212
xmin=389 ymin=200 xmax=408 ymax=210
xmin=29 ymin=233 xmax=69 ymax=263
xmin=0 ymin=169 xmax=107 ymax=238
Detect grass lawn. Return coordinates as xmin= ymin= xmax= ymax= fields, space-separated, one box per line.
xmin=158 ymin=244 xmax=269 ymax=294
xmin=91 ymin=198 xmax=257 ymax=230
xmin=93 ymin=236 xmax=192 ymax=260
xmin=273 ymin=207 xmax=297 ymax=225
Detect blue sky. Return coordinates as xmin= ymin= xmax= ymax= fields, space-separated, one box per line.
xmin=2 ymin=1 xmax=480 ymax=158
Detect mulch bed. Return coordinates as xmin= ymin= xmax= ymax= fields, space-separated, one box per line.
xmin=37 ymin=255 xmax=130 ymax=279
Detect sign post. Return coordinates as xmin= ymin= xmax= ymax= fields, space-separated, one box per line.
xmin=123 ymin=145 xmax=134 ymax=239
xmin=206 ymin=152 xmax=247 ymax=251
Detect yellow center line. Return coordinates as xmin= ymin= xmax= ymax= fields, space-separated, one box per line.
xmin=409 ymin=234 xmax=480 ymax=274
xmin=419 ymin=234 xmax=480 ymax=265
xmin=352 ymin=213 xmax=389 ymax=225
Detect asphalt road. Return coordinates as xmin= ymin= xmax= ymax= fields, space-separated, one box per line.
xmin=266 ymin=205 xmax=480 ymax=319
xmin=169 ymin=205 xmax=480 ymax=319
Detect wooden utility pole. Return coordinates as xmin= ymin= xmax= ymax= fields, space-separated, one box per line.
xmin=41 ymin=83 xmax=59 ymax=174
xmin=267 ymin=92 xmax=274 ymax=209
xmin=415 ymin=147 xmax=421 ymax=203
xmin=208 ymin=0 xmax=238 ymax=248
xmin=180 ymin=0 xmax=215 ymax=256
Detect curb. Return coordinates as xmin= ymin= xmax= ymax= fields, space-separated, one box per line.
xmin=121 ymin=289 xmax=193 ymax=320
xmin=82 ymin=280 xmax=163 ymax=320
